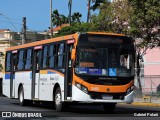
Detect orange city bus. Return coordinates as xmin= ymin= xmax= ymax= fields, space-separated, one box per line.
xmin=3 ymin=32 xmax=135 ymax=112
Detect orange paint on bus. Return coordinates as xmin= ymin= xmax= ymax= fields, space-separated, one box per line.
xmin=73 ymin=74 xmax=134 ymax=93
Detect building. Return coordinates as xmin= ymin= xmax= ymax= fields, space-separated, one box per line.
xmin=49 ymin=24 xmax=70 ymax=35
xmin=142 ymin=47 xmax=160 ymax=94
xmin=0 ymin=29 xmax=12 ymax=79
xmin=134 ymin=46 xmax=160 ymax=94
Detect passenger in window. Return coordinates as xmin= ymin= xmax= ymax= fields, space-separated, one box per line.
xmin=120 ymin=54 xmax=128 ymax=68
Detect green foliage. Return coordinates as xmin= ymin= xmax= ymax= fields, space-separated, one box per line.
xmin=52 ymin=0 xmax=160 ymax=47
xmin=52 ymin=9 xmax=82 ymax=27
xmin=90 ymin=0 xmax=133 ymax=34
xmin=128 ymin=0 xmax=160 ymax=44
xmin=54 ymin=22 xmax=93 ymax=37
xmin=91 ymin=0 xmax=106 ymax=11
xmin=71 ymin=12 xmax=82 ymax=25
xmin=52 ymin=10 xmax=69 ymax=26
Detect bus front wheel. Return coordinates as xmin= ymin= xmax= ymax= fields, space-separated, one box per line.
xmin=54 ymin=87 xmax=65 ymax=112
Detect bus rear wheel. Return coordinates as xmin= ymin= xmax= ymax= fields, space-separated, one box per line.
xmin=54 ymin=87 xmax=65 ymax=112
xmin=103 ymin=103 xmax=116 ymax=113
xmin=18 ymin=86 xmax=27 ymax=106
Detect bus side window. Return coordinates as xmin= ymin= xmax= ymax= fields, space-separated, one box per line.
xmin=6 ymin=52 xmax=11 ymax=72
xmin=49 ymin=44 xmax=56 ymax=68
xmin=42 ymin=46 xmax=48 ymax=69
xmin=17 ymin=50 xmax=24 ymax=70
xmin=13 ymin=53 xmax=17 ymax=71
xmin=25 ymin=49 xmax=32 ymax=70
xmin=57 ymin=43 xmax=65 ymax=68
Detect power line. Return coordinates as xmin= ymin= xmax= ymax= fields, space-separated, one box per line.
xmin=0 ymin=16 xmax=21 ymax=21
xmin=0 ymin=19 xmax=22 ymax=26
xmin=0 ymin=13 xmax=19 ymax=31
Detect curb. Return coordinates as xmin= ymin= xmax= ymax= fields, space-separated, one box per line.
xmin=119 ymin=102 xmax=160 ymax=107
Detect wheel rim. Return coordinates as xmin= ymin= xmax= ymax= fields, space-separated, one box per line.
xmin=19 ymin=90 xmax=23 ymax=103
xmin=55 ymin=92 xmax=61 ymax=106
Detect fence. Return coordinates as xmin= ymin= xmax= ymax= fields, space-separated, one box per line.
xmin=135 ymin=75 xmax=160 ymax=97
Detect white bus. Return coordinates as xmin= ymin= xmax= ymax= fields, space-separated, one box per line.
xmin=3 ymin=32 xmax=135 ymax=112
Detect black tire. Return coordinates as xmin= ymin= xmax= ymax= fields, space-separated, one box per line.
xmin=18 ymin=86 xmax=28 ymax=106
xmin=54 ymin=87 xmax=65 ymax=112
xmin=103 ymin=103 xmax=116 ymax=113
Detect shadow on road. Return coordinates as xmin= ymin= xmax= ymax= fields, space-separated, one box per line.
xmin=12 ymin=102 xmax=160 ymax=114
xmin=1 ymin=97 xmax=160 ymax=117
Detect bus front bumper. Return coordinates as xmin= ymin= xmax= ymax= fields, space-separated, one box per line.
xmin=72 ymin=85 xmax=134 ymax=104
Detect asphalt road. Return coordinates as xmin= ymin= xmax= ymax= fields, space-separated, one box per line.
xmin=0 ymin=96 xmax=160 ymax=120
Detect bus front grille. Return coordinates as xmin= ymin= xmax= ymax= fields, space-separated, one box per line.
xmin=89 ymin=92 xmax=125 ymax=100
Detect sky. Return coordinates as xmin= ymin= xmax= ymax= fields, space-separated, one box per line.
xmin=0 ymin=0 xmax=95 ymax=32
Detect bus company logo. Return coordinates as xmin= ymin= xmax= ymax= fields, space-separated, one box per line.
xmin=107 ymin=88 xmax=110 ymax=92
xmin=2 ymin=112 xmax=11 ymax=117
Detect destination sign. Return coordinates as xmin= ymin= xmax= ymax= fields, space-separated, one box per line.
xmin=79 ymin=34 xmax=133 ymax=45
xmin=88 ymin=36 xmax=123 ymax=44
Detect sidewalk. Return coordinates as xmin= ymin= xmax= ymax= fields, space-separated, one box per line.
xmin=120 ymin=96 xmax=160 ymax=107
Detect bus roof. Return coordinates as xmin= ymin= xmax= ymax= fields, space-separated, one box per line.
xmin=87 ymin=32 xmax=125 ymax=36
xmin=6 ymin=32 xmax=126 ymax=51
xmin=6 ymin=33 xmax=77 ymax=51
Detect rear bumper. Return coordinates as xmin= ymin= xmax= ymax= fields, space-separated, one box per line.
xmin=72 ymin=85 xmax=134 ymax=104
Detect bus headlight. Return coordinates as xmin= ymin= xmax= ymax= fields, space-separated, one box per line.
xmin=126 ymin=86 xmax=134 ymax=95
xmin=81 ymin=85 xmax=88 ymax=94
xmin=75 ymin=82 xmax=88 ymax=94
xmin=75 ymin=82 xmax=81 ymax=89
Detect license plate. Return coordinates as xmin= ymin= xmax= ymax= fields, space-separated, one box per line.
xmin=102 ymin=95 xmax=113 ymax=100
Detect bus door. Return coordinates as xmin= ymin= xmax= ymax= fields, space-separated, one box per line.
xmin=32 ymin=46 xmax=42 ymax=99
xmin=10 ymin=51 xmax=17 ymax=98
xmin=64 ymin=40 xmax=74 ymax=100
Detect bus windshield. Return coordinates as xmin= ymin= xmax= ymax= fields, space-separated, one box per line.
xmin=75 ymin=45 xmax=134 ymax=77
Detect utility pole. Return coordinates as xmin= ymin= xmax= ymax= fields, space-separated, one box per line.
xmin=50 ymin=0 xmax=53 ymax=38
xmin=87 ymin=0 xmax=91 ymax=23
xmin=22 ymin=17 xmax=26 ymax=44
xmin=68 ymin=0 xmax=72 ymax=25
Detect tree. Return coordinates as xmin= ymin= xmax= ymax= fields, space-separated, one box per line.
xmin=87 ymin=0 xmax=109 ymax=22
xmin=128 ymin=0 xmax=160 ymax=45
xmin=52 ymin=9 xmax=61 ymax=26
xmin=128 ymin=0 xmax=160 ymax=93
xmin=71 ymin=12 xmax=82 ymax=24
xmin=110 ymin=0 xmax=133 ymax=34
xmin=90 ymin=0 xmax=132 ymax=32
xmin=54 ymin=22 xmax=92 ymax=37
xmin=91 ymin=0 xmax=105 ymax=11
xmin=91 ymin=0 xmax=133 ymax=34
xmin=60 ymin=15 xmax=69 ymax=25
xmin=52 ymin=10 xmax=68 ymax=27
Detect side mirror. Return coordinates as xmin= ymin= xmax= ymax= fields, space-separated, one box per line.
xmin=71 ymin=49 xmax=76 ymax=60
